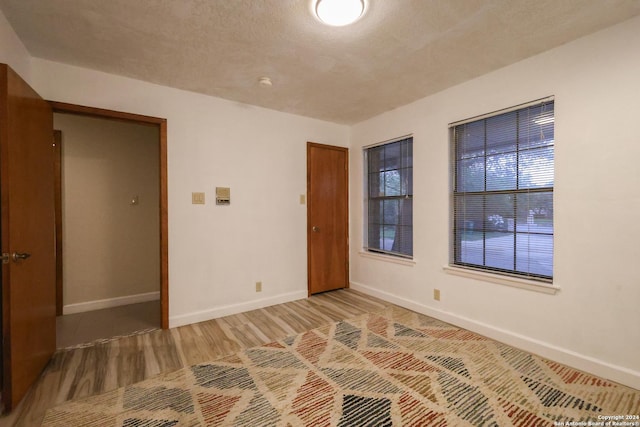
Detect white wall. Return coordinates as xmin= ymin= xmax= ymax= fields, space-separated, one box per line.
xmin=31 ymin=59 xmax=349 ymax=326
xmin=55 ymin=114 xmax=160 ymax=311
xmin=350 ymin=16 xmax=640 ymax=389
xmin=0 ymin=8 xmax=31 ymax=81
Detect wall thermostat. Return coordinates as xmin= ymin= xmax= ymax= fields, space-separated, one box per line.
xmin=216 ymin=187 xmax=230 ymax=205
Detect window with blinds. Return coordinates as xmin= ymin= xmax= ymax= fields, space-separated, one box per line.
xmin=451 ymin=98 xmax=554 ymax=281
xmin=365 ymin=137 xmax=413 ymax=258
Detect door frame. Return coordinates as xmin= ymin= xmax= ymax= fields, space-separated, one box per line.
xmin=306 ymin=142 xmax=349 ymax=296
xmin=53 ymin=130 xmax=63 ymax=316
xmin=49 ymin=101 xmax=169 ymax=329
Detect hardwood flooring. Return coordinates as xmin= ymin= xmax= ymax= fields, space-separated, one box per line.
xmin=0 ymin=289 xmax=391 ymax=426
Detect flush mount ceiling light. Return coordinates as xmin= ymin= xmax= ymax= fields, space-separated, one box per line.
xmin=315 ymin=0 xmax=365 ymax=26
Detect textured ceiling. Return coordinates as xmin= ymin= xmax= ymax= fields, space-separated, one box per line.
xmin=1 ymin=0 xmax=639 ymax=124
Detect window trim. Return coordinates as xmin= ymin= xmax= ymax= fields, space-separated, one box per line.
xmin=449 ymin=98 xmax=555 ymax=282
xmin=448 ymin=96 xmax=555 ymax=128
xmin=359 ymin=250 xmax=416 ymax=266
xmin=442 ymin=265 xmax=559 ymax=295
xmin=363 ymin=135 xmax=414 ymax=259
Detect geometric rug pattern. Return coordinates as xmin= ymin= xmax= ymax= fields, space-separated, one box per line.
xmin=42 ymin=307 xmax=640 ymax=426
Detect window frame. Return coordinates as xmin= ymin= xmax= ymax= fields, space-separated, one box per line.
xmin=363 ymin=136 xmax=414 ymax=259
xmin=449 ymin=97 xmax=555 ymax=282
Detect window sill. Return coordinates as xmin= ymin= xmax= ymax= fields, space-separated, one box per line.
xmin=359 ymin=251 xmax=416 ymax=266
xmin=442 ymin=265 xmax=559 ymax=295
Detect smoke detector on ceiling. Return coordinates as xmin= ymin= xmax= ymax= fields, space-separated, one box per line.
xmin=315 ymin=0 xmax=365 ymax=27
xmin=258 ymin=76 xmax=272 ymax=88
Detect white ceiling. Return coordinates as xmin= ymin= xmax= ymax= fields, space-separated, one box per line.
xmin=2 ymin=0 xmax=639 ymax=124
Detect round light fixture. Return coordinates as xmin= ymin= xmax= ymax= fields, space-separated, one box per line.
xmin=315 ymin=0 xmax=365 ymax=27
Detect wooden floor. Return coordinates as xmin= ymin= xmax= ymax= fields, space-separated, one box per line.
xmin=0 ymin=289 xmax=391 ymax=426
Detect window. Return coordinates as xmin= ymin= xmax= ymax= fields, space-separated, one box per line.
xmin=364 ymin=137 xmax=413 ymax=258
xmin=451 ymin=98 xmax=554 ymax=281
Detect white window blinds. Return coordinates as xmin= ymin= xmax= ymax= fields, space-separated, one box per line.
xmin=451 ymin=99 xmax=554 ymax=281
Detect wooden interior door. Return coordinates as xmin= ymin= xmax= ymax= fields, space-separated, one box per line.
xmin=0 ymin=64 xmax=56 ymax=411
xmin=307 ymin=142 xmax=349 ymax=295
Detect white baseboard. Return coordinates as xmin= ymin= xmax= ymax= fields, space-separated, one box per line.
xmin=169 ymin=290 xmax=308 ymax=328
xmin=350 ymin=281 xmax=640 ymax=391
xmin=63 ymin=291 xmax=160 ymax=315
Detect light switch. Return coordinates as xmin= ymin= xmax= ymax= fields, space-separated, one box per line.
xmin=299 ymin=194 xmax=306 ymax=205
xmin=192 ymin=192 xmax=205 ymax=204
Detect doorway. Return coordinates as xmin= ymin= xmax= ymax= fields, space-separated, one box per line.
xmin=50 ymin=102 xmax=169 ymax=348
xmin=0 ymin=65 xmax=170 ymax=410
xmin=307 ymin=142 xmax=349 ymax=295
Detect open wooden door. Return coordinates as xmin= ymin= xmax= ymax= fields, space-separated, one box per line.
xmin=307 ymin=142 xmax=349 ymax=295
xmin=0 ymin=64 xmax=56 ymax=411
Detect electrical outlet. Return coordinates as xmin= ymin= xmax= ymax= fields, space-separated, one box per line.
xmin=256 ymin=281 xmax=262 ymax=292
xmin=433 ymin=289 xmax=441 ymax=301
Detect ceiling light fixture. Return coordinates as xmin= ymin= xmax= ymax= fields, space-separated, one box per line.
xmin=315 ymin=0 xmax=365 ymax=27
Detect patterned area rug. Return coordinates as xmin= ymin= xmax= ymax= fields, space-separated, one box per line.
xmin=43 ymin=307 xmax=640 ymax=426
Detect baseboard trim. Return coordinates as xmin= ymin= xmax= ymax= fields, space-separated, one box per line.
xmin=63 ymin=291 xmax=160 ymax=315
xmin=169 ymin=290 xmax=308 ymax=328
xmin=350 ymin=281 xmax=640 ymax=390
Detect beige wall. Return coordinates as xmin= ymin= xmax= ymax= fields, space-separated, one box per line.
xmin=0 ymin=9 xmax=31 ymax=83
xmin=55 ymin=113 xmax=160 ymax=307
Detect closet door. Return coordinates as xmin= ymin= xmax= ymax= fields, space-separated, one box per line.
xmin=307 ymin=142 xmax=349 ymax=295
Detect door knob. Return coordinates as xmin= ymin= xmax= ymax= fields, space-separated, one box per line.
xmin=12 ymin=252 xmax=31 ymax=262
xmin=312 ymin=226 xmax=320 ymax=232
